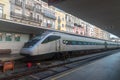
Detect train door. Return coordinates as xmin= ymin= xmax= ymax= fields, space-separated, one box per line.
xmin=105 ymin=41 xmax=107 ymax=49
xmin=56 ymin=39 xmax=61 ymax=52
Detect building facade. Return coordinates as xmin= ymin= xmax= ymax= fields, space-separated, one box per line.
xmin=73 ymin=17 xmax=85 ymax=36
xmin=65 ymin=13 xmax=74 ymax=33
xmin=0 ymin=0 xmax=10 ymax=19
xmin=101 ymin=30 xmax=110 ymax=40
xmin=10 ymin=0 xmax=43 ymax=26
xmin=55 ymin=9 xmax=66 ymax=31
xmin=93 ymin=26 xmax=110 ymax=40
xmin=86 ymin=24 xmax=94 ymax=37
xmin=41 ymin=1 xmax=56 ymax=29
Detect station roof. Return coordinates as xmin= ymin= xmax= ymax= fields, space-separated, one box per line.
xmin=0 ymin=19 xmax=117 ymax=41
xmin=44 ymin=0 xmax=120 ymax=37
xmin=0 ymin=19 xmax=47 ymax=34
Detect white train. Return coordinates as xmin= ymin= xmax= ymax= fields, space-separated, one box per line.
xmin=20 ymin=31 xmax=120 ymax=59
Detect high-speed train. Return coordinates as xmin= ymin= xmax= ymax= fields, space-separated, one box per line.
xmin=20 ymin=31 xmax=120 ymax=59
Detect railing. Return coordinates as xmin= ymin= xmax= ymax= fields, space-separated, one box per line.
xmin=10 ymin=11 xmax=23 ymax=19
xmin=10 ymin=11 xmax=42 ymax=23
xmin=42 ymin=8 xmax=56 ymax=20
xmin=15 ymin=0 xmax=22 ymax=7
xmin=28 ymin=17 xmax=42 ymax=23
xmin=36 ymin=8 xmax=41 ymax=13
xmin=25 ymin=4 xmax=34 ymax=10
xmin=43 ymin=12 xmax=56 ymax=20
xmin=66 ymin=22 xmax=74 ymax=28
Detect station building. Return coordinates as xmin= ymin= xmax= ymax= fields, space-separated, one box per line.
xmin=0 ymin=18 xmax=49 ymax=54
xmin=0 ymin=0 xmax=55 ymax=55
xmin=0 ymin=0 xmax=44 ymax=54
xmin=0 ymin=0 xmax=111 ymax=55
xmin=0 ymin=0 xmax=26 ymax=54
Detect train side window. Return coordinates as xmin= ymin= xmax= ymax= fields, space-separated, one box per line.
xmin=78 ymin=41 xmax=81 ymax=45
xmin=42 ymin=36 xmax=61 ymax=44
xmin=71 ymin=41 xmax=76 ymax=45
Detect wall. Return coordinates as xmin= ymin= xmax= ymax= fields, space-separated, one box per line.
xmin=0 ymin=32 xmax=29 ymax=54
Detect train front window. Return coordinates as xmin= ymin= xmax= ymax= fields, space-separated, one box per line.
xmin=23 ymin=38 xmax=40 ymax=48
xmin=23 ymin=33 xmax=48 ymax=48
xmin=42 ymin=36 xmax=61 ymax=44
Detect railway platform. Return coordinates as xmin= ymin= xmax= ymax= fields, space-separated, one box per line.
xmin=0 ymin=54 xmax=23 ymax=61
xmin=44 ymin=50 xmax=120 ymax=80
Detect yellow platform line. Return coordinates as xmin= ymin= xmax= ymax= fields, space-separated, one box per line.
xmin=51 ymin=66 xmax=83 ymax=80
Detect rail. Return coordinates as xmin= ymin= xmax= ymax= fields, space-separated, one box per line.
xmin=0 ymin=49 xmax=117 ymax=80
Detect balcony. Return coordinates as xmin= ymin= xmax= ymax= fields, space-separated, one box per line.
xmin=30 ymin=17 xmax=42 ymax=23
xmin=15 ymin=0 xmax=22 ymax=7
xmin=36 ymin=8 xmax=41 ymax=13
xmin=42 ymin=8 xmax=56 ymax=20
xmin=10 ymin=11 xmax=23 ymax=19
xmin=10 ymin=12 xmax=42 ymax=23
xmin=43 ymin=12 xmax=56 ymax=20
xmin=66 ymin=22 xmax=74 ymax=28
xmin=25 ymin=4 xmax=34 ymax=11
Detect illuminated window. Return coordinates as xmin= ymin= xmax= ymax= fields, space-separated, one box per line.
xmin=0 ymin=33 xmax=3 ymax=41
xmin=6 ymin=33 xmax=12 ymax=41
xmin=14 ymin=34 xmax=21 ymax=41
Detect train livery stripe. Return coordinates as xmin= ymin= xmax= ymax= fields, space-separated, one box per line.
xmin=63 ymin=40 xmax=118 ymax=46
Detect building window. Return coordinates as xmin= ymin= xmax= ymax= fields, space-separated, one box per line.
xmin=62 ymin=24 xmax=64 ymax=27
xmin=0 ymin=33 xmax=3 ymax=41
xmin=30 ymin=12 xmax=33 ymax=17
xmin=0 ymin=6 xmax=3 ymax=18
xmin=14 ymin=34 xmax=21 ymax=41
xmin=62 ymin=17 xmax=64 ymax=21
xmin=6 ymin=33 xmax=12 ymax=41
xmin=37 ymin=15 xmax=39 ymax=21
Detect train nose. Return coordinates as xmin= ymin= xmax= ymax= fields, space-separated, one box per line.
xmin=20 ymin=48 xmax=33 ymax=55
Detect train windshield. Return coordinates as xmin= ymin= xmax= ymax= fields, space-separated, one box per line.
xmin=23 ymin=32 xmax=50 ymax=48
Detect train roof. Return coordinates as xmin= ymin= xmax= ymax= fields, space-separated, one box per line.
xmin=50 ymin=31 xmax=117 ymax=43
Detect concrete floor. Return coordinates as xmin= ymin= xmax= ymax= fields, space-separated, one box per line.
xmin=45 ymin=50 xmax=120 ymax=80
xmin=0 ymin=54 xmax=23 ymax=61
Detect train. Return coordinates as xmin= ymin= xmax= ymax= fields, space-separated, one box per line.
xmin=20 ymin=31 xmax=120 ymax=60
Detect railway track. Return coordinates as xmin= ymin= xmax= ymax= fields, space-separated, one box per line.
xmin=0 ymin=49 xmax=119 ymax=80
